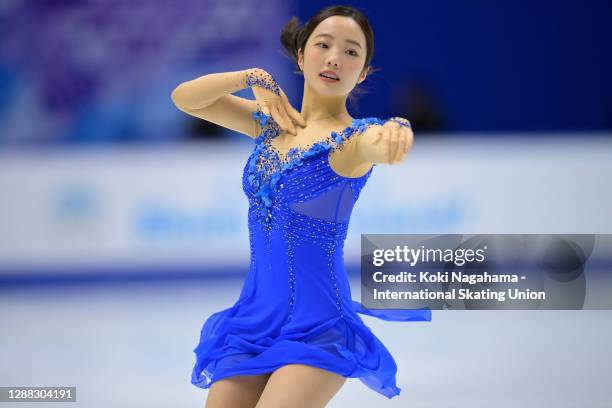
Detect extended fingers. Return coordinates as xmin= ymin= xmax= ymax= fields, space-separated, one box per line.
xmin=392 ymin=128 xmax=413 ymax=163
xmin=389 ymin=126 xmax=400 ymax=164
xmin=270 ymin=105 xmax=292 ymax=135
xmin=279 ymin=105 xmax=296 ymax=135
xmin=260 ymin=104 xmax=271 ymax=116
xmin=403 ymin=127 xmax=414 ymax=154
xmin=383 ymin=120 xmax=413 ymax=164
xmin=281 ymin=93 xmax=306 ymax=129
xmin=395 ymin=128 xmax=406 ymax=163
xmin=372 ymin=127 xmax=384 ymax=144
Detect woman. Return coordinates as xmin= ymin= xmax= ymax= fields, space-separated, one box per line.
xmin=171 ymin=5 xmax=431 ymax=407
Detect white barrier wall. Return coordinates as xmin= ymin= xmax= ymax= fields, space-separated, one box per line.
xmin=1 ymin=134 xmax=611 ymax=275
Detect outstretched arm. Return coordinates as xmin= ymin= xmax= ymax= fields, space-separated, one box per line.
xmin=356 ymin=117 xmax=413 ymax=165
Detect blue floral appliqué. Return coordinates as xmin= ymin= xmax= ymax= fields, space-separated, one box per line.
xmin=247 ymin=107 xmax=385 ymax=223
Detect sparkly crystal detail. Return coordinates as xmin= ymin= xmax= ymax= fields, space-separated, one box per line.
xmin=284 ymin=230 xmax=297 ymax=323
xmin=248 ymin=104 xmax=384 ymax=224
xmin=326 ymin=240 xmax=344 ymax=317
xmin=387 ymin=116 xmax=412 ymax=128
xmin=245 ymin=68 xmax=280 ymax=95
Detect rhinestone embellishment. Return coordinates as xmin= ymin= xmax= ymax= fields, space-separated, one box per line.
xmin=247 ymin=105 xmax=387 ymax=224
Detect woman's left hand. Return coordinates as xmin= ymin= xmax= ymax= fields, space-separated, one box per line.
xmin=371 ymin=118 xmax=414 ymax=164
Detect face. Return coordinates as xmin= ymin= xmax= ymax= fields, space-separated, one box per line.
xmin=297 ymin=16 xmax=369 ymax=97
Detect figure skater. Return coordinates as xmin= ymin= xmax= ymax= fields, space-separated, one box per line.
xmin=171 ymin=5 xmax=431 ymax=407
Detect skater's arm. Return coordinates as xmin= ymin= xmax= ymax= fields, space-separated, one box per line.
xmin=355 ymin=117 xmax=413 ymax=165
xmin=171 ymin=68 xmax=305 ymax=140
xmin=170 ymin=69 xmax=262 ymax=139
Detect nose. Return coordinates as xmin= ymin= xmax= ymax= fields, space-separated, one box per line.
xmin=326 ymin=49 xmax=340 ymax=69
xmin=327 ymin=59 xmax=339 ymax=68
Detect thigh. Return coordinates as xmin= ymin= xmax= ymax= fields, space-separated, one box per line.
xmin=255 ymin=364 xmax=347 ymax=408
xmin=205 ymin=373 xmax=272 ymax=408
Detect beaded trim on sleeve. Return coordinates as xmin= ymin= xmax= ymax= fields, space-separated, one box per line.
xmin=245 ymin=69 xmax=280 ymax=96
xmin=386 ymin=117 xmax=412 ymax=128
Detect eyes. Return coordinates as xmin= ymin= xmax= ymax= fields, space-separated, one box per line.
xmin=315 ymin=42 xmax=359 ymax=57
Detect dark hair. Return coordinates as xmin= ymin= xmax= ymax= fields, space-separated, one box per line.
xmin=280 ymin=5 xmax=379 ymax=109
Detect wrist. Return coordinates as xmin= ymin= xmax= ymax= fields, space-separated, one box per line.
xmin=245 ymin=68 xmax=280 ymax=96
xmin=387 ymin=117 xmax=412 ymax=128
xmin=241 ymin=68 xmax=256 ymax=88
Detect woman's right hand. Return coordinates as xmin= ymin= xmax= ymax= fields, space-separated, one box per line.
xmin=247 ymin=68 xmax=306 ymax=135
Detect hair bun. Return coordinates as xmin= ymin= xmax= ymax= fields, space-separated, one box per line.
xmin=280 ymin=16 xmax=302 ymax=64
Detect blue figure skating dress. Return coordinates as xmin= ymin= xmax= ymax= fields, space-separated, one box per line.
xmin=192 ymin=105 xmax=432 ymax=399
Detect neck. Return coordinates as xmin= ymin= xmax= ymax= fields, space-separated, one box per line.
xmin=300 ymin=80 xmax=352 ymax=124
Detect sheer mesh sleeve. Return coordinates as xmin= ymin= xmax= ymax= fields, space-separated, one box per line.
xmin=326 ymin=117 xmax=385 ymax=179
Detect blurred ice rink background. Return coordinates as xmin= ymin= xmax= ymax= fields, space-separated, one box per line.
xmin=1 ymin=0 xmax=611 ymax=407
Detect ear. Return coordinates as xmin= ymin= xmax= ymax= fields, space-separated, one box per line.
xmin=297 ymin=48 xmax=303 ymax=71
xmin=357 ymin=66 xmax=369 ymax=84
